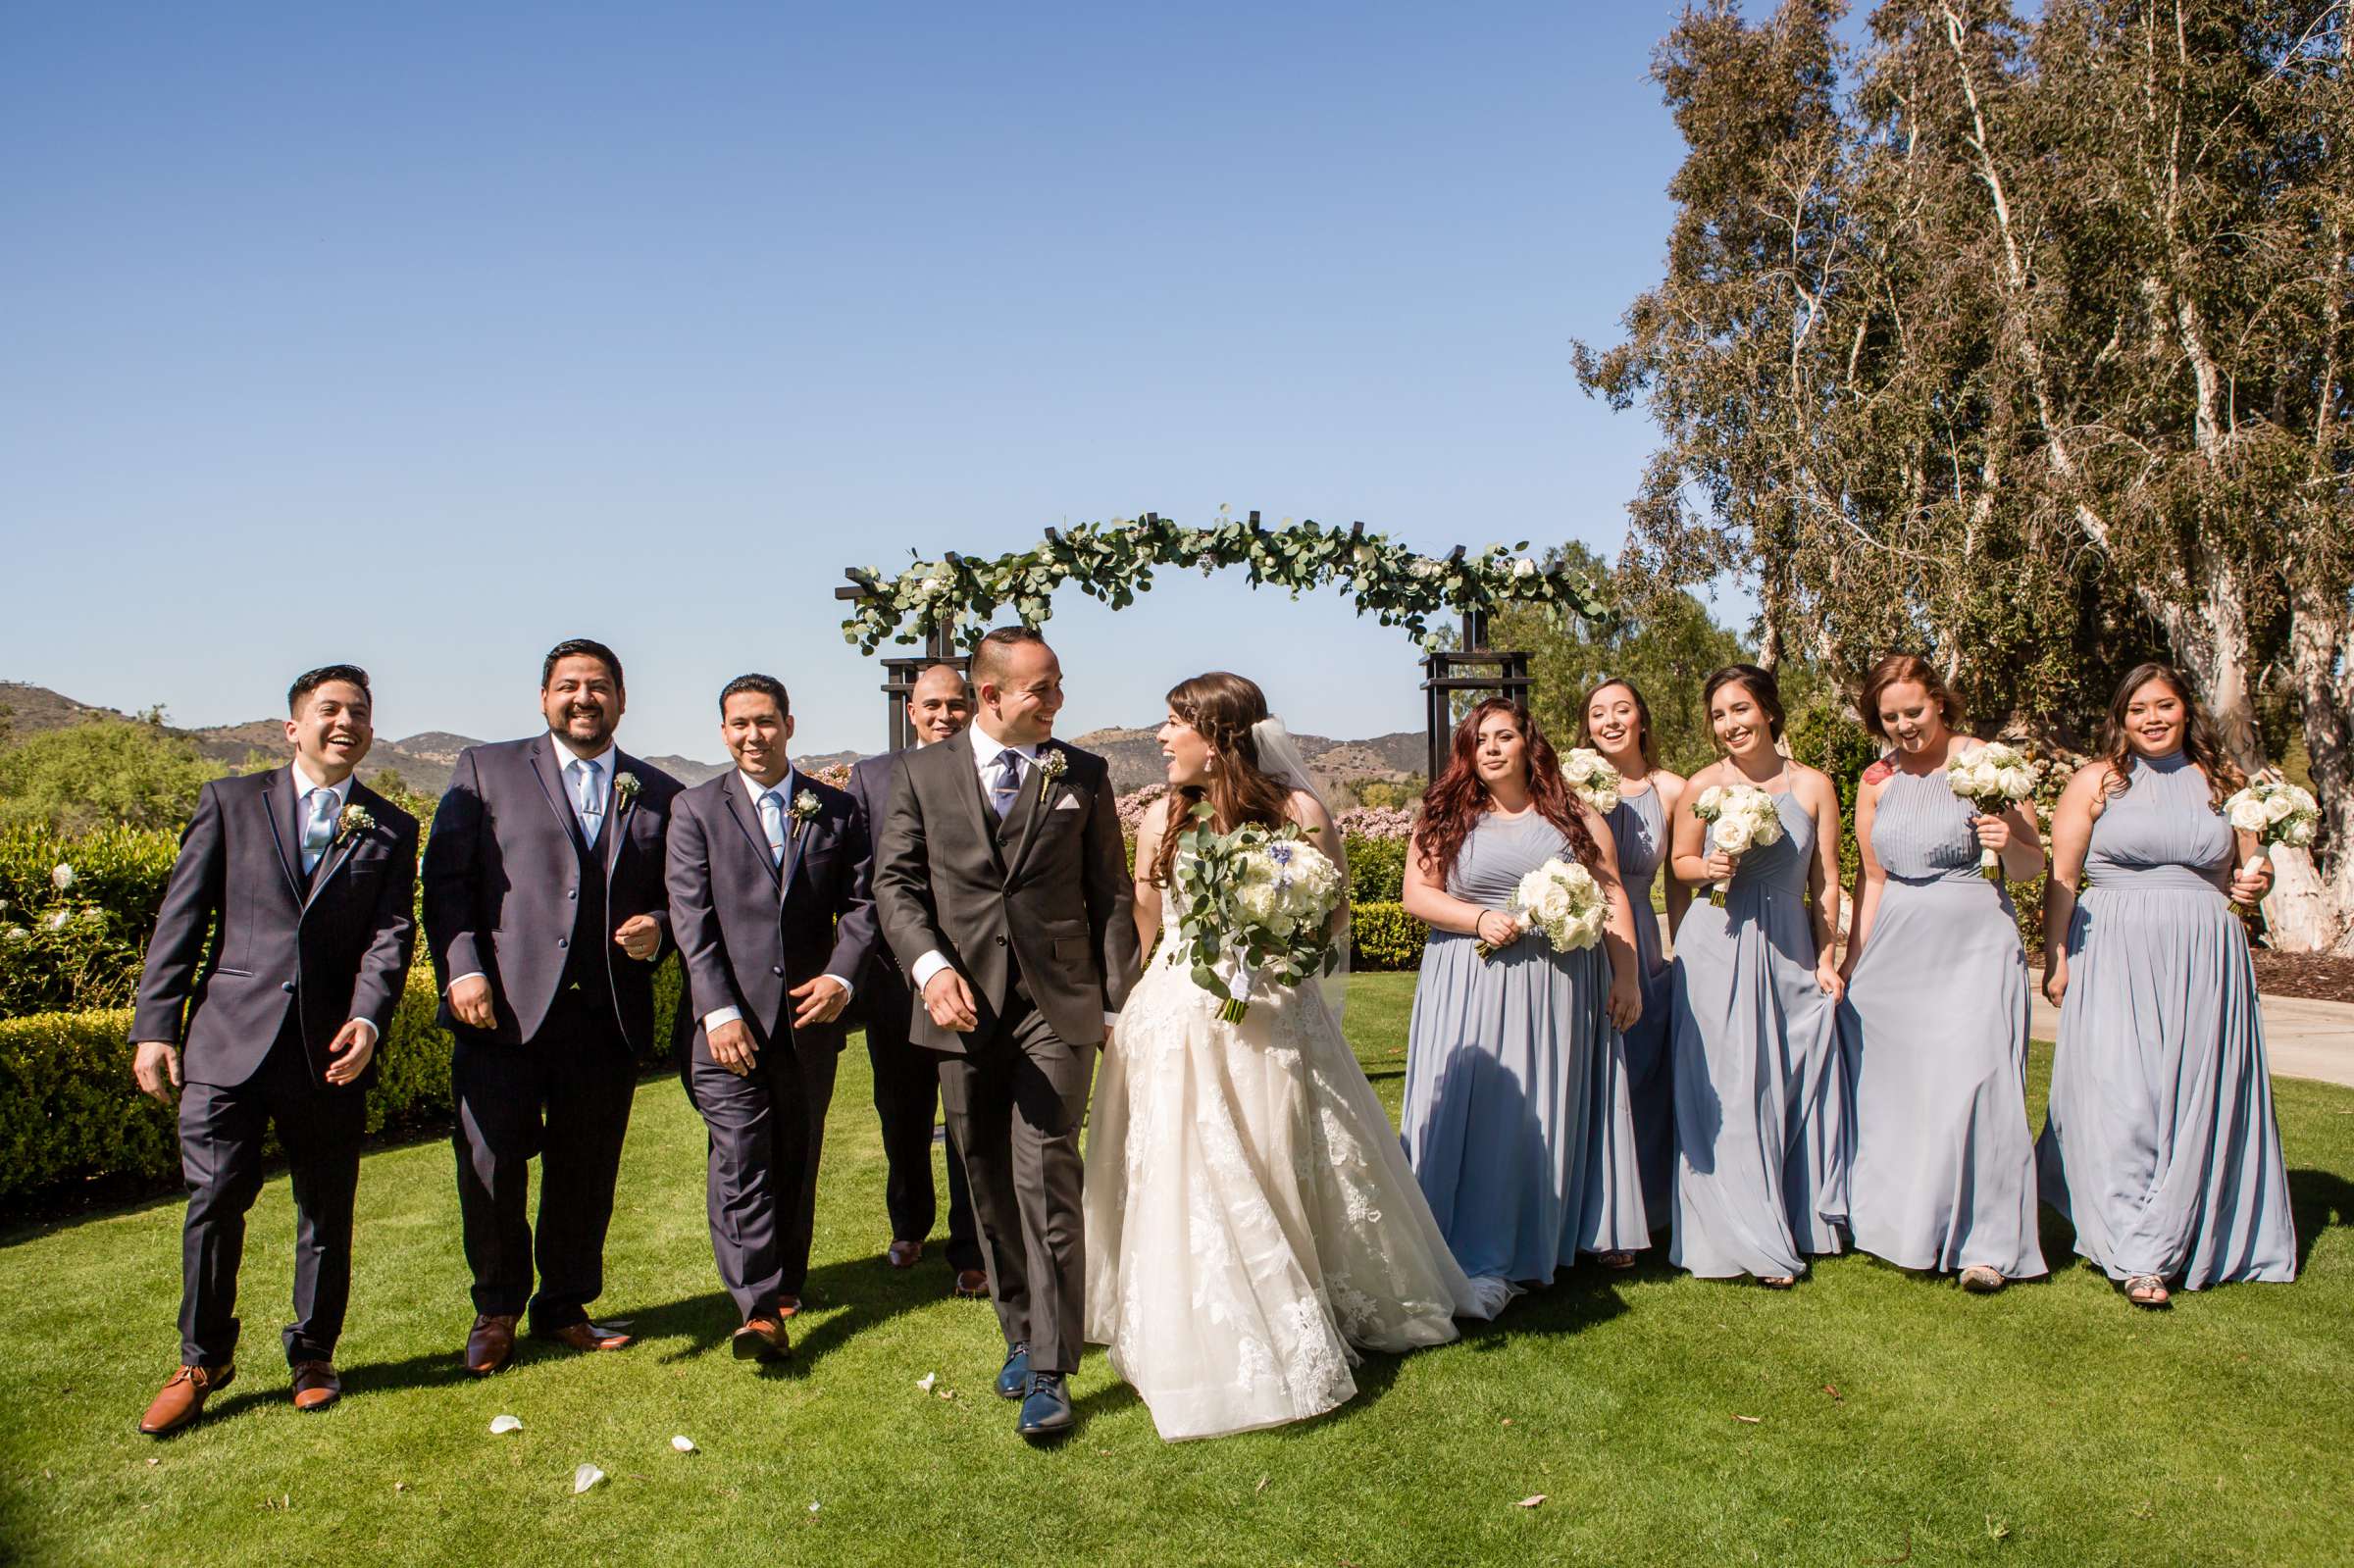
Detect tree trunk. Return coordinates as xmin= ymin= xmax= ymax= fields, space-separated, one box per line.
xmin=2277 ymin=587 xmax=2354 ymax=953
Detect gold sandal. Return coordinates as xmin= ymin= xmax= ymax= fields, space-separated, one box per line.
xmin=2123 ymin=1274 xmax=2172 ymax=1309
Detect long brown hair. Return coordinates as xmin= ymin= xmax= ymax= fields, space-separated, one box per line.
xmin=1416 ymin=697 xmax=1598 ymax=884
xmin=1146 ymin=672 xmax=1296 ymax=887
xmin=1578 ymin=676 xmax=1660 ymax=773
xmin=2097 ymin=662 xmax=2244 ymax=808
xmin=1855 ymin=653 xmax=1964 ymax=741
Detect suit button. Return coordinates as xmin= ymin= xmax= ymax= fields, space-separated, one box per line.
xmin=281 ymin=982 xmax=296 ymax=993
xmin=557 ymin=937 xmax=570 ymax=950
xmin=996 ymin=935 xmax=1007 ymax=946
xmin=771 ymin=965 xmax=784 ymax=976
xmin=568 ymin=888 xmax=578 ymax=901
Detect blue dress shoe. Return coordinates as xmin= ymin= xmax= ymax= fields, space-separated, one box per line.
xmin=996 ymin=1342 xmax=1030 ymax=1400
xmin=1018 ymin=1371 xmax=1073 ymax=1442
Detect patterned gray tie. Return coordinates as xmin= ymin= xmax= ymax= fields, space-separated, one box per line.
xmin=990 ymin=749 xmax=1023 ymax=824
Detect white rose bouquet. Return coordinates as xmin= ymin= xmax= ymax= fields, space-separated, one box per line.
xmin=1170 ymin=804 xmax=1346 ymax=1023
xmin=2222 ymin=777 xmax=2320 ymax=914
xmin=1691 ymin=784 xmax=1783 ymax=907
xmin=1943 ymin=741 xmax=2037 ymax=881
xmin=1475 ymin=857 xmax=1605 ymax=961
xmin=1558 ymin=748 xmax=1622 ymax=816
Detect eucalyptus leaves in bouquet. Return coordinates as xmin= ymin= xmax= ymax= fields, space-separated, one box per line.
xmin=1169 ymin=803 xmax=1345 ymax=1024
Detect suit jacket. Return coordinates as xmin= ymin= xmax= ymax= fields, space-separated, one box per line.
xmin=130 ymin=769 xmax=419 ymax=1089
xmin=420 ymin=734 xmax=681 ymax=1051
xmin=844 ymin=750 xmax=912 ymax=1023
xmin=873 ymin=734 xmax=1138 ymax=1053
xmin=666 ymin=769 xmax=876 ymax=1051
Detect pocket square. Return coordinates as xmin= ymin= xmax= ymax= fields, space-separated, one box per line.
xmin=1051 ymin=794 xmax=1084 ymax=811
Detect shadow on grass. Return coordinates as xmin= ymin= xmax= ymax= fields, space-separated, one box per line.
xmin=2289 ymin=1167 xmax=2351 ymax=1276
xmin=618 ymin=1248 xmax=1000 ymax=1378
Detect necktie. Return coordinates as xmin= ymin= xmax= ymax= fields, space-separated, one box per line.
xmin=758 ymin=788 xmax=787 ymax=866
xmin=990 ymin=749 xmax=1024 ymax=823
xmin=571 ymin=758 xmax=604 ymax=845
xmin=301 ymin=787 xmax=336 ymax=875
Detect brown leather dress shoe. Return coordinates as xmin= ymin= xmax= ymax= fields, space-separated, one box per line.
xmin=290 ymin=1361 xmax=341 ymax=1412
xmin=952 ymin=1269 xmax=991 ymax=1299
xmin=886 ymin=1239 xmax=922 ymax=1269
xmin=466 ymin=1313 xmax=519 ymax=1376
xmin=732 ymin=1316 xmax=792 ymax=1362
xmin=535 ymin=1320 xmax=635 ymax=1353
xmin=139 ymin=1364 xmax=233 ymax=1437
xmin=775 ymin=1296 xmax=801 ymax=1320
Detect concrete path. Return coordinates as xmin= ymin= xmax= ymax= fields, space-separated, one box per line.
xmin=2029 ymin=992 xmax=2354 ymax=1089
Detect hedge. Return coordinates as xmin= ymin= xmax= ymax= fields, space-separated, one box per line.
xmin=0 ymin=957 xmax=683 ymax=1205
xmin=1351 ymin=901 xmax=1426 ymax=972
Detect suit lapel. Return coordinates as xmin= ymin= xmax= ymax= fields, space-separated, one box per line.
xmin=259 ymin=769 xmax=303 ymax=902
xmin=1003 ymin=745 xmax=1063 ymax=884
xmin=303 ymin=784 xmax=368 ymax=910
xmin=945 ymin=742 xmax=1002 ymax=875
xmin=724 ymin=775 xmax=783 ymax=889
xmin=603 ymin=753 xmax=639 ymax=877
xmin=529 ymin=735 xmax=585 ymax=848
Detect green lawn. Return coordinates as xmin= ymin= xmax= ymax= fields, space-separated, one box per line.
xmin=2 ymin=973 xmax=2348 ymax=1567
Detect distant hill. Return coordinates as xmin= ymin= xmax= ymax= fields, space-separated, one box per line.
xmin=1 ymin=682 xmax=1422 ymax=799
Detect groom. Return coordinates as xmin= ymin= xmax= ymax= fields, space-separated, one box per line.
xmin=873 ymin=626 xmax=1138 ymax=1441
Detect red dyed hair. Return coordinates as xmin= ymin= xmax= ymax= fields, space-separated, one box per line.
xmin=1415 ymin=698 xmax=1598 ymax=885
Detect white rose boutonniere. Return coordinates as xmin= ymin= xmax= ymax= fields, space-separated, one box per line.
xmin=1035 ymin=746 xmax=1070 ymax=805
xmin=336 ymin=803 xmax=376 ymax=843
xmin=614 ymin=772 xmax=641 ymax=806
xmin=789 ymin=787 xmax=822 ymax=840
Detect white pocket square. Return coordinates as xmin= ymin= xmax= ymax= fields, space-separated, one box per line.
xmin=1052 ymin=794 xmax=1084 ymax=811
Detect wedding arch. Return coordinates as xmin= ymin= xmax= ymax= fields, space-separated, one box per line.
xmin=837 ymin=511 xmax=1609 ymax=773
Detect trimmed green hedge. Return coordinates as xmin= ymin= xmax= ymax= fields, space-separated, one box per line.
xmin=1351 ymin=901 xmax=1426 ymax=972
xmin=0 ymin=957 xmax=683 ymax=1205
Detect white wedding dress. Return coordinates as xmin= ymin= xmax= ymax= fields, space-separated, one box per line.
xmin=1083 ymin=885 xmax=1510 ymax=1442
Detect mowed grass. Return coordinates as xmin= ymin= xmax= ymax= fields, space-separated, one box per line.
xmin=2 ymin=973 xmax=2349 ymax=1567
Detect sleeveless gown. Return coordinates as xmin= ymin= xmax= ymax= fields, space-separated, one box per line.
xmin=1084 ymin=888 xmax=1508 ymax=1442
xmin=1399 ymin=810 xmax=1648 ymax=1280
xmin=1838 ymin=765 xmax=2044 ymax=1278
xmin=1608 ymin=786 xmax=1676 ymax=1227
xmin=2036 ymin=752 xmax=2297 ymax=1288
xmin=1668 ymin=788 xmax=1849 ymax=1279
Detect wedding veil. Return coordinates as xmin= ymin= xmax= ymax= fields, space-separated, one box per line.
xmin=1252 ymin=717 xmax=1353 ymax=1026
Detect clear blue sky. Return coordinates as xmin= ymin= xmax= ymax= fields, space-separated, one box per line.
xmin=2 ymin=1 xmax=1698 ymax=762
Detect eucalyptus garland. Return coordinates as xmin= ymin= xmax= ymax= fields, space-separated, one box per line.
xmin=839 ymin=511 xmax=1610 ymax=653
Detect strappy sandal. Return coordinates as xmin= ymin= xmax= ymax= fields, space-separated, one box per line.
xmin=1597 ymin=1250 xmax=1638 ymax=1271
xmin=1959 ymin=1265 xmax=2006 ymax=1293
xmin=2123 ymin=1274 xmax=2172 ymax=1309
xmin=1757 ymin=1274 xmax=1798 ymax=1290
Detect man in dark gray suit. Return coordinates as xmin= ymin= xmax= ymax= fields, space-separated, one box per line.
xmin=421 ymin=637 xmax=682 ymax=1375
xmin=128 ymin=665 xmax=419 ymax=1434
xmin=666 ymin=674 xmax=875 ymax=1361
xmin=845 ymin=661 xmax=984 ymax=1297
xmin=873 ymin=627 xmax=1139 ymax=1442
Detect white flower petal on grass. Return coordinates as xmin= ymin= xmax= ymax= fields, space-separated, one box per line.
xmin=808 ymin=1502 xmax=822 ymax=1514
xmin=489 ymin=1415 xmax=523 ymax=1435
xmin=1517 ymin=1494 xmax=1548 ymax=1508
xmin=671 ymin=1436 xmax=696 ymax=1453
xmin=573 ymin=1464 xmax=605 ymax=1494
xmin=916 ymin=1373 xmax=938 ymax=1393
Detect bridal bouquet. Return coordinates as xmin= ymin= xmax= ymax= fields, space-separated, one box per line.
xmin=2223 ymin=778 xmax=2320 ymax=914
xmin=1171 ymin=804 xmax=1345 ymax=1024
xmin=1558 ymin=748 xmax=1622 ymax=815
xmin=1944 ymin=742 xmax=2037 ymax=881
xmin=1691 ymin=784 xmax=1782 ymax=907
xmin=1477 ymin=857 xmax=1605 ymax=960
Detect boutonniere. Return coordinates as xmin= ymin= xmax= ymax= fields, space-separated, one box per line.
xmin=1035 ymin=748 xmax=1069 ymax=791
xmin=614 ymin=772 xmax=641 ymax=806
xmin=335 ymin=803 xmax=376 ymax=844
xmin=788 ymin=788 xmax=822 ymax=840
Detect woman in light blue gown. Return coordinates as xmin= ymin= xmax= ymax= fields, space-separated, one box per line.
xmin=1837 ymin=655 xmax=2046 ymax=1290
xmin=1580 ymin=678 xmax=1688 ymax=1236
xmin=1400 ymin=698 xmax=1647 ymax=1284
xmin=1666 ymin=665 xmax=1850 ymax=1287
xmin=2037 ymin=663 xmax=2297 ymax=1308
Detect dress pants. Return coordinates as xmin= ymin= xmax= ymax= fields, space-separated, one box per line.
xmin=177 ymin=1022 xmax=367 ymax=1369
xmin=867 ymin=967 xmax=983 ymax=1273
xmin=450 ymin=985 xmax=637 ymax=1332
xmin=683 ymin=1023 xmax=841 ymax=1319
xmin=936 ymin=992 xmax=1094 ymax=1373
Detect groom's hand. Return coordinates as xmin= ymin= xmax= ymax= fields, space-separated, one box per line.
xmin=923 ymin=969 xmax=980 ymax=1032
xmin=707 ymin=1018 xmax=758 ymax=1077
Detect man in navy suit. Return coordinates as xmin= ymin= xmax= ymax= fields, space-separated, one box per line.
xmin=129 ymin=665 xmax=419 ymax=1435
xmin=666 ymin=675 xmax=876 ymax=1359
xmin=421 ymin=638 xmax=682 ymax=1375
xmin=845 ymin=662 xmax=986 ymax=1296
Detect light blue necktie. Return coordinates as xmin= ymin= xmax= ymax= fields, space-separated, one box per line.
xmin=301 ymin=787 xmax=336 ymax=875
xmin=990 ymin=749 xmax=1023 ymax=823
xmin=758 ymin=788 xmax=786 ymax=866
xmin=570 ymin=758 xmax=604 ymax=845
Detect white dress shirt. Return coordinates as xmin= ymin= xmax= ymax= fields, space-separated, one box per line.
xmin=700 ymin=764 xmax=856 ymax=1037
xmin=287 ymin=761 xmax=376 ymax=1045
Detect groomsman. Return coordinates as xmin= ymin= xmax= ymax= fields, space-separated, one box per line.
xmin=421 ymin=638 xmax=681 ymax=1375
xmin=845 ymin=662 xmax=986 ymax=1296
xmin=666 ymin=675 xmax=876 ymax=1359
xmin=128 ymin=665 xmax=418 ymax=1434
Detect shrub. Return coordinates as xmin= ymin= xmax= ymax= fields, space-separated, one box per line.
xmin=0 ymin=825 xmax=182 ymax=1015
xmin=0 ymin=716 xmax=228 ymax=835
xmin=1351 ymin=901 xmax=1426 ymax=971
xmin=1347 ymin=835 xmax=1408 ymax=904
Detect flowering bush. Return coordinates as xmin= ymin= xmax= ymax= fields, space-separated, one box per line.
xmin=1334 ymin=805 xmax=1414 ymax=841
xmin=0 ymin=826 xmax=181 ymax=1016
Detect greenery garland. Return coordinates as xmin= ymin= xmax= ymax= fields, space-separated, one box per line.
xmin=839 ymin=510 xmax=1611 ymax=653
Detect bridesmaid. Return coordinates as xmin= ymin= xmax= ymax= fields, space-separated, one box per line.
xmin=1401 ymin=698 xmax=1647 ymax=1283
xmin=1837 ymin=655 xmax=2046 ymax=1291
xmin=2037 ymin=663 xmax=2297 ymax=1307
xmin=1579 ymin=677 xmax=1688 ymax=1235
xmin=1667 ymin=663 xmax=1848 ymax=1288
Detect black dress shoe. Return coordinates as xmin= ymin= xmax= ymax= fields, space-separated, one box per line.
xmin=996 ymin=1342 xmax=1030 ymax=1400
xmin=1018 ymin=1371 xmax=1073 ymax=1442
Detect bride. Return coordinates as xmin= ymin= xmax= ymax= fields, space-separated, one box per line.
xmin=1083 ymin=672 xmax=1510 ymax=1442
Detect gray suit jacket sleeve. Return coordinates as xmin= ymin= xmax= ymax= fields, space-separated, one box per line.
xmin=665 ymin=791 xmax=745 ymax=1026
xmin=349 ymin=812 xmax=421 ymax=1039
xmin=824 ymin=785 xmax=880 ymax=984
xmin=420 ymin=748 xmax=487 ymax=990
xmin=874 ymin=755 xmax=951 ymax=980
xmin=129 ymin=781 xmax=229 ymax=1044
xmin=1086 ymin=761 xmax=1141 ymax=1013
